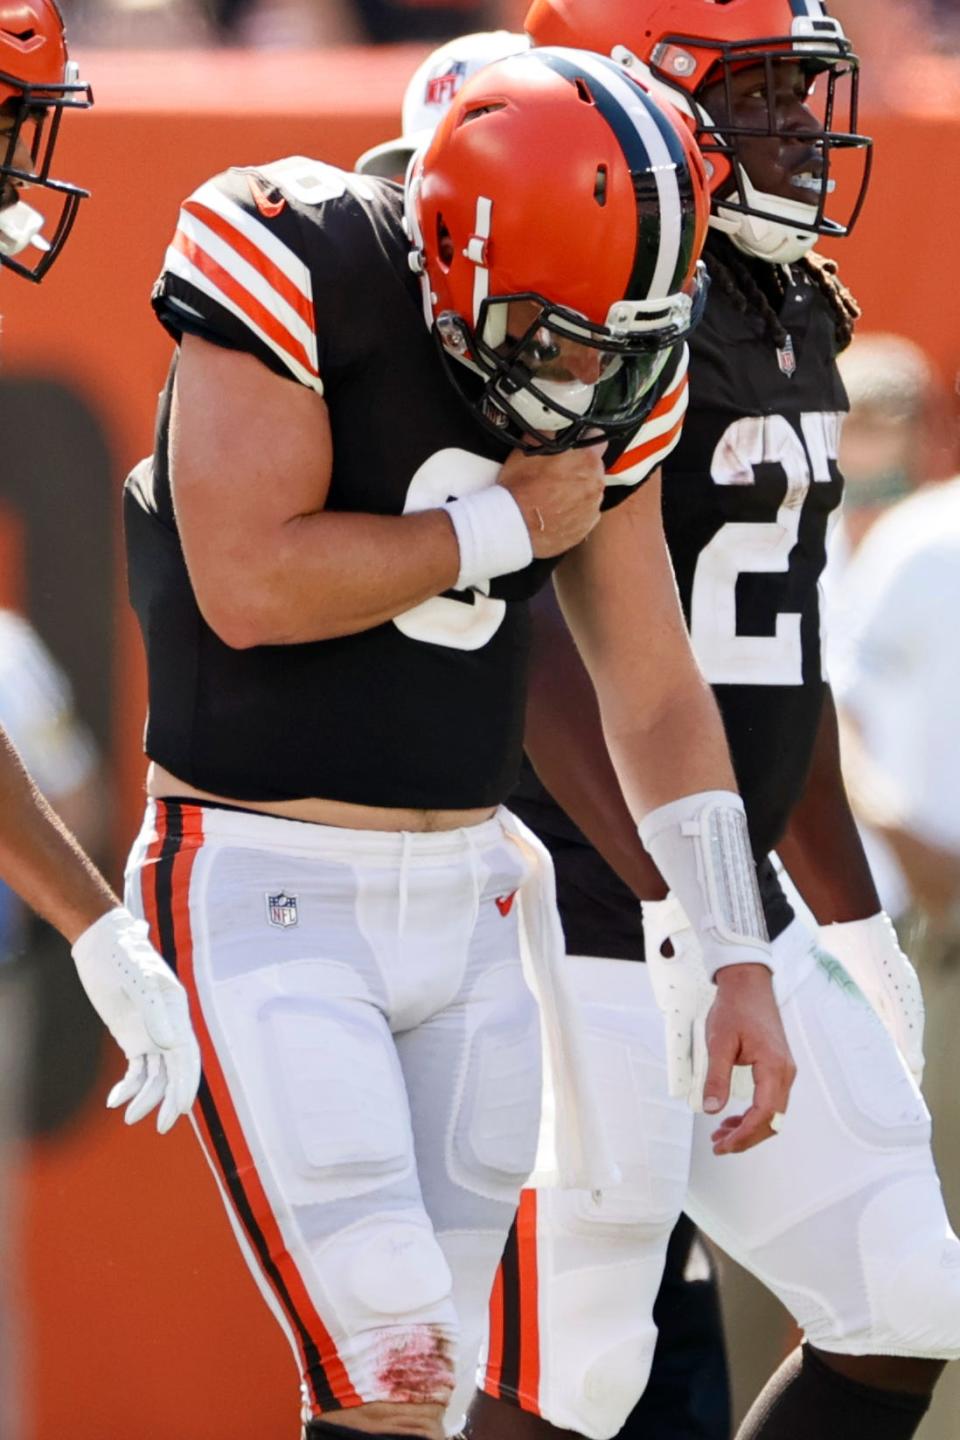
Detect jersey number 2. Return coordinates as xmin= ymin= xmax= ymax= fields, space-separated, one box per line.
xmin=689 ymin=412 xmax=841 ymax=686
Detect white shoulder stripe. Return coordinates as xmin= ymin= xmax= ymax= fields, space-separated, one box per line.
xmin=567 ymin=52 xmax=684 ymax=298
xmin=176 ymin=206 xmax=319 ymax=374
xmin=188 ymin=178 xmax=313 ymax=303
xmin=614 ymin=349 xmax=690 ymax=455
xmin=661 ymin=343 xmax=690 ymax=395
xmin=606 ymin=414 xmax=687 ymax=487
xmin=606 ymin=355 xmax=690 ymax=487
xmin=638 ymin=376 xmax=688 ymax=444
xmin=163 ymin=243 xmax=324 ymax=394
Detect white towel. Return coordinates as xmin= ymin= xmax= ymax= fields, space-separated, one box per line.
xmin=500 ymin=808 xmax=621 ymax=1194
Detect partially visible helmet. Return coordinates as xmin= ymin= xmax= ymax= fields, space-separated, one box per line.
xmin=357 ymin=29 xmax=531 ymax=180
xmin=0 ymin=0 xmax=92 ymax=281
xmin=405 ymin=46 xmax=709 ymax=453
xmin=525 ymin=0 xmax=872 ymax=265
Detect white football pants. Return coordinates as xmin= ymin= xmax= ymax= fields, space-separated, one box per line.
xmin=125 ymin=799 xmax=543 ymax=1428
xmin=481 ymin=919 xmax=960 ymax=1440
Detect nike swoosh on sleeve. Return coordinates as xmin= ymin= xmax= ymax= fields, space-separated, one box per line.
xmin=246 ymin=173 xmax=286 ymax=219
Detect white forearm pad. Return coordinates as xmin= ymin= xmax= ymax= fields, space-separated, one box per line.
xmin=441 ymin=485 xmax=533 ymax=591
xmin=638 ymin=790 xmax=771 ymax=979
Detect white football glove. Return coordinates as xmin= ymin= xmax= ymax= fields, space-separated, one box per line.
xmin=72 ymin=906 xmax=202 ymax=1133
xmin=819 ymin=912 xmax=926 ymax=1085
xmin=643 ymin=894 xmax=757 ymax=1111
xmin=642 ymin=894 xmax=716 ymax=1110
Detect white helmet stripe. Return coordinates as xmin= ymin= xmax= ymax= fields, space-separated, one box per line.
xmin=471 ymin=195 xmax=493 ymax=324
xmin=790 ymin=0 xmax=826 ymax=17
xmin=547 ymin=48 xmax=684 ymax=300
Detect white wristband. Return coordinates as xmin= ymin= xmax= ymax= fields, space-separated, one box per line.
xmin=639 ymin=790 xmax=771 ymax=979
xmin=441 ymin=485 xmax=534 ymax=591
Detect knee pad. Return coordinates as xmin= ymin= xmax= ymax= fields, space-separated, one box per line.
xmin=857 ymin=1174 xmax=960 ymax=1360
xmin=782 ymin=1171 xmax=960 ymax=1361
xmin=579 ymin=1329 xmax=659 ymax=1436
xmin=530 ymin=1193 xmax=673 ymax=1439
xmin=306 ymin=1215 xmax=458 ymax=1410
xmin=316 ymin=1213 xmax=454 ymax=1334
xmin=542 ymin=1300 xmax=659 ymax=1440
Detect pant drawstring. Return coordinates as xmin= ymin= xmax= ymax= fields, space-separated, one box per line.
xmin=397 ymin=829 xmax=412 ymax=949
xmin=462 ymin=824 xmax=484 ymax=932
xmin=397 ymin=824 xmax=485 ymax=955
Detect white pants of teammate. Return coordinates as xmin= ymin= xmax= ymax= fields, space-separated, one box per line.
xmin=480 ymin=919 xmax=960 ymax=1440
xmin=125 ymin=799 xmax=543 ymax=1428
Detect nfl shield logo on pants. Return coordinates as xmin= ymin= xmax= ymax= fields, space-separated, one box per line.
xmin=266 ymin=891 xmax=299 ymax=928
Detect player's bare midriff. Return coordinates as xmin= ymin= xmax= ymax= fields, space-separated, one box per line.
xmin=147 ymin=763 xmax=497 ymax=832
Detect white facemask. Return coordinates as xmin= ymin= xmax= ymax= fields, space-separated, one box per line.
xmin=497 ymin=375 xmax=596 ymax=433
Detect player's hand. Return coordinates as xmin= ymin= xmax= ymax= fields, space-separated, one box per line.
xmin=643 ymin=895 xmax=760 ymax=1114
xmin=819 ymin=912 xmax=925 ymax=1085
xmin=72 ymin=906 xmax=201 ymax=1134
xmin=704 ymin=964 xmax=796 ymax=1156
xmin=498 ymin=440 xmax=607 ymax=558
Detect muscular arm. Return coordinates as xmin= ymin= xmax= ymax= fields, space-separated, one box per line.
xmin=776 ymin=685 xmax=881 ymax=923
xmin=525 ymin=555 xmax=666 ymax=900
xmin=554 ymin=473 xmax=737 ymax=820
xmin=171 ymin=335 xmax=462 ymax=648
xmin=170 ymin=335 xmax=604 ymax=649
xmin=551 ymin=477 xmax=794 ymax=1148
xmin=0 ymin=726 xmax=116 ymax=944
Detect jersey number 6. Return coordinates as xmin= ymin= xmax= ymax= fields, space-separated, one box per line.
xmin=393 ymin=449 xmax=508 ymax=652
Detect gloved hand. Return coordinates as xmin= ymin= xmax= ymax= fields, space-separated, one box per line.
xmin=642 ymin=894 xmax=716 ymax=1110
xmin=643 ymin=893 xmax=760 ymax=1114
xmin=72 ymin=906 xmax=201 ymax=1133
xmin=819 ymin=912 xmax=926 ymax=1085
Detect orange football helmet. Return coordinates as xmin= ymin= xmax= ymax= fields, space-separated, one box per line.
xmin=405 ymin=46 xmax=709 ymax=452
xmin=0 ymin=0 xmax=92 ymax=280
xmin=525 ymin=0 xmax=872 ymax=264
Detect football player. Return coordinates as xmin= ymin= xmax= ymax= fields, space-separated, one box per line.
xmin=358 ymin=30 xmax=734 ymax=1440
xmin=0 ymin=0 xmax=200 ymax=1133
xmin=460 ymin=4 xmax=960 ymax=1440
xmin=122 ymin=49 xmax=796 ymax=1440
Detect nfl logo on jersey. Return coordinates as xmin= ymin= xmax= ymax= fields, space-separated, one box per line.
xmin=266 ymin=891 xmax=299 ymax=928
xmin=777 ymin=334 xmax=798 ymax=379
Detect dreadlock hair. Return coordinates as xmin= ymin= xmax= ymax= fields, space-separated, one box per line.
xmin=703 ymin=235 xmax=861 ymax=354
xmin=802 ymin=250 xmax=861 ymax=352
